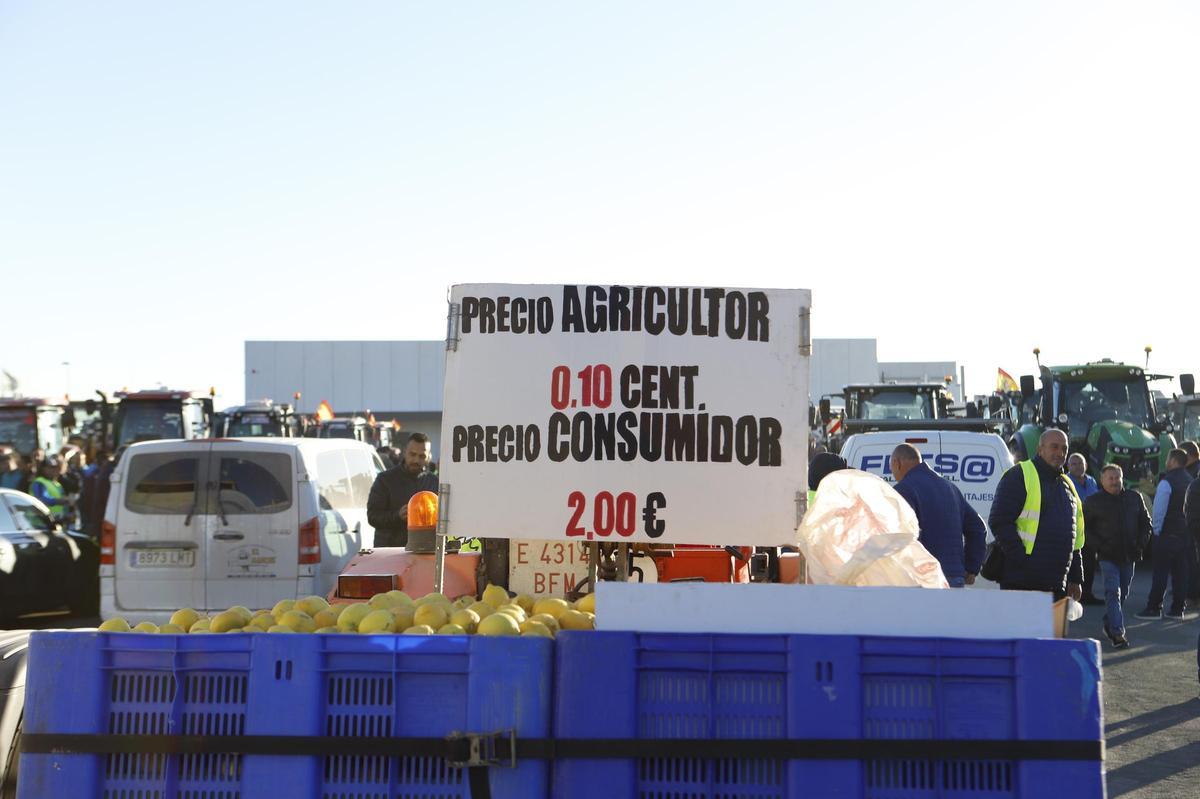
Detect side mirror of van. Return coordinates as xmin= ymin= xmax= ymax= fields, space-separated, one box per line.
xmin=1181 ymin=373 xmax=1196 ymax=396
xmin=988 ymin=395 xmax=1003 ymax=414
xmin=819 ymin=398 xmax=831 ymax=424
xmin=1019 ymin=375 xmax=1035 ymax=400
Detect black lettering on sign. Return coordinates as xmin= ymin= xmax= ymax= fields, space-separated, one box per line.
xmin=460 ymin=297 xmax=479 ymax=333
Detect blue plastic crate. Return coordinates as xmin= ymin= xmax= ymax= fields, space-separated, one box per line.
xmin=552 ymin=632 xmax=1103 ymax=799
xmin=19 ymin=630 xmax=553 ymax=799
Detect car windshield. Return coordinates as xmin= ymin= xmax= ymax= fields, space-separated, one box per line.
xmin=0 ymin=409 xmax=37 ymax=454
xmin=1183 ymin=406 xmax=1200 ymax=441
xmin=226 ymin=414 xmax=284 ymax=437
xmin=1059 ymin=378 xmax=1153 ymax=432
xmin=115 ymin=401 xmax=184 ymax=446
xmin=856 ymin=390 xmax=933 ymax=420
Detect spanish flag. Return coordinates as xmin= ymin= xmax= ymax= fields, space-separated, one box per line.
xmin=996 ymin=368 xmax=1019 ymax=393
xmin=315 ymin=400 xmax=334 ymax=422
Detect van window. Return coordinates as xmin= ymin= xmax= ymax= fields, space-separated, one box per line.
xmin=216 ymin=453 xmax=292 ymax=514
xmin=345 ymin=449 xmax=381 ymax=507
xmin=316 ymin=451 xmax=355 ymax=510
xmin=126 ymin=453 xmax=201 ymax=514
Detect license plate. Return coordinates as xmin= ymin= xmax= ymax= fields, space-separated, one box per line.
xmin=130 ymin=549 xmax=195 ymax=568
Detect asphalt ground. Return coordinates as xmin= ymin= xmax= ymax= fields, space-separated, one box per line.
xmin=1070 ymin=567 xmax=1200 ymax=799
xmin=4 ymin=574 xmax=1200 ymax=798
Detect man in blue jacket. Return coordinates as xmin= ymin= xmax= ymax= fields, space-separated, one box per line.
xmin=891 ymin=444 xmax=987 ymax=587
xmin=988 ymin=429 xmax=1084 ymax=600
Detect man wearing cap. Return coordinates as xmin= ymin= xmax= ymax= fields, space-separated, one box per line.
xmin=30 ymin=454 xmax=68 ymax=523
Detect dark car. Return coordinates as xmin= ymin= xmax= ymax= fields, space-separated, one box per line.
xmin=0 ymin=489 xmax=99 ymax=623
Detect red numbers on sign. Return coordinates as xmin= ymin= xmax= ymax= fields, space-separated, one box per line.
xmin=565 ymin=491 xmax=636 ymax=539
xmin=550 ymin=366 xmax=571 ymax=410
xmin=549 ymin=364 xmax=613 ymax=410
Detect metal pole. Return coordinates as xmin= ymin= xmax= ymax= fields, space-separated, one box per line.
xmin=433 ymin=532 xmax=446 ymax=595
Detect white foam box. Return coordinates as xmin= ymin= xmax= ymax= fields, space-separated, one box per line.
xmin=596 ymin=582 xmax=1056 ymax=639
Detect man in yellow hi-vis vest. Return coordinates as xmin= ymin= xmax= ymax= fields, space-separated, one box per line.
xmin=988 ymin=429 xmax=1085 ymax=600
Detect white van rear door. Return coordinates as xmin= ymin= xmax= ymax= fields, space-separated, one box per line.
xmin=205 ymin=444 xmax=299 ymax=610
xmin=933 ymin=432 xmax=1011 ymax=535
xmin=113 ymin=445 xmax=208 ymax=611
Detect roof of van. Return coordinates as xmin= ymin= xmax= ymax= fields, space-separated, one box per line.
xmin=121 ymin=437 xmax=380 ymax=455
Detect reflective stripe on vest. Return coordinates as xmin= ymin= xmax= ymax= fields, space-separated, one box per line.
xmin=1016 ymin=461 xmax=1086 ymax=555
xmin=32 ymin=476 xmax=66 ymax=516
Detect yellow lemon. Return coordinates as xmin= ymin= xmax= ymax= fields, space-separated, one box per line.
xmin=98 ymin=617 xmax=130 ymax=632
xmin=496 ymin=604 xmax=527 ymax=623
xmin=312 ymin=609 xmax=339 ymax=629
xmin=158 ymin=623 xmax=186 ymax=634
xmin=315 ymin=626 xmax=340 ymax=634
xmin=416 ymin=592 xmax=449 ymax=606
xmin=468 ymin=601 xmax=495 ymax=619
xmin=271 ymin=599 xmax=295 ymax=619
xmin=477 ymin=613 xmax=521 ymax=637
xmin=453 ymin=595 xmax=475 ymax=610
xmin=519 ymin=619 xmax=553 ymax=638
xmin=209 ymin=610 xmax=246 ymax=634
xmin=336 ymin=603 xmax=372 ymax=632
xmin=278 ymin=610 xmax=317 ymax=633
xmin=481 ymin=584 xmax=510 ymax=608
xmin=132 ymin=621 xmax=159 ymax=633
xmin=169 ymin=608 xmax=201 ymax=630
xmin=368 ymin=593 xmax=397 ymax=610
xmin=358 ymin=609 xmax=397 ymax=634
xmin=514 ymin=594 xmax=536 ymax=613
xmin=437 ymin=623 xmax=467 ymax=635
xmin=188 ymin=618 xmax=211 ymax=633
xmin=576 ymin=593 xmax=596 ymax=614
xmin=403 ymin=624 xmax=435 ymax=635
xmin=559 ymin=610 xmax=594 ymax=631
xmin=267 ymin=625 xmax=295 ymax=633
xmin=245 ymin=615 xmax=274 ymax=632
xmin=413 ymin=604 xmax=448 ymax=629
xmin=532 ymin=597 xmax=571 ymax=620
xmin=449 ymin=608 xmax=480 ymax=634
xmin=295 ymin=595 xmax=329 ymax=617
xmin=228 ymin=605 xmax=254 ymax=623
xmin=390 ymin=606 xmax=416 ymax=630
xmin=386 ymin=589 xmax=414 ymax=606
xmin=529 ymin=613 xmax=561 ymax=634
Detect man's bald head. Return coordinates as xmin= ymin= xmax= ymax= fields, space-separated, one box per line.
xmin=890 ymin=443 xmax=922 ymax=482
xmin=1037 ymin=428 xmax=1069 ymax=470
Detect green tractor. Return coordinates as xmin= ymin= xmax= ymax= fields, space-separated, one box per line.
xmin=1011 ymin=356 xmax=1176 ymax=489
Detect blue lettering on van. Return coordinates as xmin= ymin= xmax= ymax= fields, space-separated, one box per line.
xmin=859 ymin=453 xmax=995 ymax=484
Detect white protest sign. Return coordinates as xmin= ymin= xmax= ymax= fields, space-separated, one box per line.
xmin=438 ymin=284 xmax=810 ymax=545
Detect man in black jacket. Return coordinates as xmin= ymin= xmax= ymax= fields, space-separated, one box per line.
xmin=1083 ymin=464 xmax=1151 ymax=648
xmin=366 ymin=433 xmax=439 ymax=547
xmin=989 ymin=429 xmax=1083 ymax=599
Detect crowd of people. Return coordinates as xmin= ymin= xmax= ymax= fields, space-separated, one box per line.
xmin=0 ymin=442 xmax=115 ymax=534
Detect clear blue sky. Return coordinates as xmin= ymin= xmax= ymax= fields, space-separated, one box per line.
xmin=2 ymin=2 xmax=1197 ymax=406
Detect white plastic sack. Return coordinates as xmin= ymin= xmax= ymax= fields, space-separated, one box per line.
xmin=796 ymin=469 xmax=948 ymax=588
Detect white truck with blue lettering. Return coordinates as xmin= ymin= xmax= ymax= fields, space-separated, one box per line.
xmin=839 ymin=430 xmax=1014 ymax=536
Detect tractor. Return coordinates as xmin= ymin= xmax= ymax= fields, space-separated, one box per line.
xmin=1011 ymin=356 xmax=1175 ymax=488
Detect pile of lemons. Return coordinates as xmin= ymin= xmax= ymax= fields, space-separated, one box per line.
xmin=97 ymin=584 xmax=596 ymax=638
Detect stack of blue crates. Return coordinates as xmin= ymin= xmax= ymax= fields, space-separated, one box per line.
xmin=552 ymin=632 xmax=1104 ymax=799
xmin=18 ymin=631 xmax=553 ymax=798
xmin=18 ymin=629 xmax=1103 ymax=799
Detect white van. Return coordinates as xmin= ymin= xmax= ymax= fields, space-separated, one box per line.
xmin=839 ymin=430 xmax=1014 ymax=535
xmin=100 ymin=438 xmax=385 ymax=621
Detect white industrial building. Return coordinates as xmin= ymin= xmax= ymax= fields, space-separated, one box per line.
xmin=244 ymin=341 xmax=445 ymax=456
xmin=245 ymin=338 xmax=963 ymax=453
xmin=810 ymin=339 xmax=962 ymax=405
